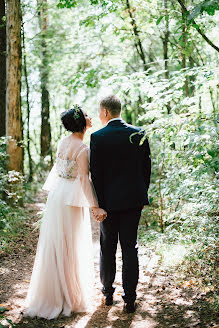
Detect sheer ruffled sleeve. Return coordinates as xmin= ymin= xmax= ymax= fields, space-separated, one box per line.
xmin=76 ymin=147 xmax=99 ymax=208
xmin=42 ymin=141 xmax=61 ymax=192
xmin=42 ymin=164 xmax=59 ymax=192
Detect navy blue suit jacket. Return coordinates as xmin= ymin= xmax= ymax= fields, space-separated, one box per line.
xmin=90 ymin=119 xmax=151 ymax=211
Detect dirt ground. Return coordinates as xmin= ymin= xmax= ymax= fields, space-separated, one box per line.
xmin=0 ymin=193 xmax=218 ymax=328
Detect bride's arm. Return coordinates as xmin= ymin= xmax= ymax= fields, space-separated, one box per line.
xmin=76 ymin=146 xmax=98 ymax=206
xmin=76 ymin=147 xmax=107 ymax=221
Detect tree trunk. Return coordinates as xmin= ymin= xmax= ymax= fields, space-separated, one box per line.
xmin=163 ymin=0 xmax=171 ymax=114
xmin=0 ymin=0 xmax=6 ymax=136
xmin=38 ymin=0 xmax=52 ymax=162
xmin=125 ymin=0 xmax=148 ymax=71
xmin=6 ymin=0 xmax=23 ymax=173
xmin=181 ymin=0 xmax=189 ymax=97
xmin=163 ymin=0 xmax=169 ymax=80
xmin=177 ymin=0 xmax=219 ymax=53
xmin=22 ymin=20 xmax=33 ymax=181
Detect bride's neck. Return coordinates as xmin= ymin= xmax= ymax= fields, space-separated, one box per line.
xmin=71 ymin=131 xmax=85 ymax=140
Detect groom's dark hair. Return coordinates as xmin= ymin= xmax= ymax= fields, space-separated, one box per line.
xmin=100 ymin=95 xmax=122 ymax=116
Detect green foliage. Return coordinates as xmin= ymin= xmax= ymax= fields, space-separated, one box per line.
xmin=0 ymin=138 xmax=8 ymax=193
xmin=0 ymin=314 xmax=16 ymax=328
xmin=57 ymin=0 xmax=78 ymax=8
xmin=156 ymin=15 xmax=164 ymax=25
xmin=188 ymin=0 xmax=219 ymax=21
xmin=20 ymin=0 xmax=219 ymax=300
xmin=113 ymin=65 xmax=219 ymax=292
xmin=57 ymin=0 xmax=118 ymax=9
xmin=4 ymin=171 xmax=24 ymax=206
xmin=107 ymin=65 xmax=218 ymax=219
xmin=0 ymin=138 xmax=31 ymax=254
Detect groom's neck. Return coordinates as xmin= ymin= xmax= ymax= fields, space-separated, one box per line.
xmin=106 ymin=115 xmax=121 ymax=123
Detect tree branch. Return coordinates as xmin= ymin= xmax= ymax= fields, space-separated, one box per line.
xmin=177 ymin=0 xmax=219 ymax=52
xmin=125 ymin=0 xmax=149 ymax=70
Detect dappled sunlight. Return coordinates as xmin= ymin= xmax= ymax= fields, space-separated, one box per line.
xmin=0 ymin=188 xmax=217 ymax=328
xmin=158 ymin=243 xmax=188 ymax=268
xmin=1 ymin=0 xmax=218 ymax=326
xmin=1 ymin=208 xmax=218 ymax=327
xmin=0 ymin=266 xmax=10 ymax=275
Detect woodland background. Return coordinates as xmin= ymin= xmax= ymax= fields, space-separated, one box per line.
xmin=0 ymin=0 xmax=218 ymax=323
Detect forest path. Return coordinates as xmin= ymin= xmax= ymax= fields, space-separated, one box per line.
xmin=0 ymin=192 xmax=217 ymax=328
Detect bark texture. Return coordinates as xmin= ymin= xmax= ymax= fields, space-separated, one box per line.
xmin=38 ymin=0 xmax=52 ymax=161
xmin=0 ymin=0 xmax=6 ymax=136
xmin=6 ymin=0 xmax=23 ymax=172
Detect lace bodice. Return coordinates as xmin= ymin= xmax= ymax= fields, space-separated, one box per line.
xmin=56 ymin=158 xmax=76 ymax=179
xmin=43 ymin=138 xmax=98 ymax=208
xmin=56 ymin=143 xmax=86 ymax=179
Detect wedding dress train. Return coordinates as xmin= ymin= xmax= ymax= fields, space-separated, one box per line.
xmin=24 ymin=140 xmax=98 ymax=319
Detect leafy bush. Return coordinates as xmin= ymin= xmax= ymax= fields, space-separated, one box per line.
xmin=108 ymin=66 xmax=218 ymax=292
xmin=0 ymin=138 xmax=26 ymax=254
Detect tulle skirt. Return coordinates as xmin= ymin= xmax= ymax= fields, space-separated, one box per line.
xmin=24 ymin=186 xmax=94 ymax=319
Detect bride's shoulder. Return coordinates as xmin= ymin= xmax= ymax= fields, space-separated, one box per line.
xmin=78 ymin=143 xmax=89 ymax=154
xmin=74 ymin=142 xmax=88 ymax=157
xmin=57 ymin=135 xmax=68 ymax=146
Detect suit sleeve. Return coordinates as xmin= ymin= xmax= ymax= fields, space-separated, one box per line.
xmin=142 ymin=137 xmax=151 ymax=191
xmin=90 ymin=133 xmax=105 ymax=208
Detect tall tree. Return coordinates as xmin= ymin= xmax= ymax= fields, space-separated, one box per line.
xmin=0 ymin=0 xmax=6 ymax=137
xmin=6 ymin=0 xmax=23 ymax=172
xmin=125 ymin=0 xmax=148 ymax=71
xmin=177 ymin=0 xmax=219 ymax=53
xmin=163 ymin=0 xmax=169 ymax=80
xmin=22 ymin=19 xmax=33 ymax=181
xmin=181 ymin=0 xmax=189 ymax=97
xmin=162 ymin=0 xmax=171 ymax=113
xmin=38 ymin=0 xmax=52 ymax=162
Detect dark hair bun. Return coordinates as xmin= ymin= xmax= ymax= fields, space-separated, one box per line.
xmin=61 ymin=105 xmax=86 ymax=133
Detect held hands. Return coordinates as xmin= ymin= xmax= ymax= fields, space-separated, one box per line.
xmin=91 ymin=207 xmax=107 ymax=222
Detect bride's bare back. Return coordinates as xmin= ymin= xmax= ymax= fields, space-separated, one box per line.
xmin=57 ymin=135 xmax=85 ymax=161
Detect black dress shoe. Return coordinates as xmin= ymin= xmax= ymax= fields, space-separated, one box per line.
xmin=105 ymin=295 xmax=113 ymax=306
xmin=125 ymin=302 xmax=136 ymax=313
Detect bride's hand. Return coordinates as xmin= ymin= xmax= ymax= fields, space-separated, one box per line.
xmin=92 ymin=207 xmax=107 ymax=222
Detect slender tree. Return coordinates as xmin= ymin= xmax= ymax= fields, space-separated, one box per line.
xmin=125 ymin=0 xmax=148 ymax=71
xmin=22 ymin=19 xmax=33 ymax=181
xmin=0 ymin=0 xmax=6 ymax=137
xmin=162 ymin=0 xmax=171 ymax=113
xmin=38 ymin=0 xmax=52 ymax=163
xmin=177 ymin=0 xmax=219 ymax=53
xmin=163 ymin=0 xmax=169 ymax=80
xmin=181 ymin=0 xmax=189 ymax=97
xmin=6 ymin=0 xmax=23 ymax=173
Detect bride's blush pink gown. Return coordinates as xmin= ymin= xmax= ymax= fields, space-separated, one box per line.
xmin=24 ymin=141 xmax=98 ymax=319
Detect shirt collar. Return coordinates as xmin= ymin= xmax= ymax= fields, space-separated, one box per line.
xmin=107 ymin=117 xmax=123 ymax=125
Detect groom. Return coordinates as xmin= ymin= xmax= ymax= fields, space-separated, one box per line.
xmin=90 ymin=95 xmax=151 ymax=313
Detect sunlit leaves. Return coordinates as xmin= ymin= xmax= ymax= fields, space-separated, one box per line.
xmin=106 ymin=65 xmax=218 ymax=238
xmin=187 ymin=0 xmax=219 ymax=22
xmin=156 ymin=15 xmax=164 ymax=25
xmin=57 ymin=0 xmax=78 ymax=9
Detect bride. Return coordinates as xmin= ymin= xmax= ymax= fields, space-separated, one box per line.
xmin=24 ymin=105 xmax=107 ymax=319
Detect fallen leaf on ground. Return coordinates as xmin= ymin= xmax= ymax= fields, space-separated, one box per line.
xmin=0 ymin=304 xmax=12 ymax=312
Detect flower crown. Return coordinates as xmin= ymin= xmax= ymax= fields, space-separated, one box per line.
xmin=72 ymin=104 xmax=82 ymax=120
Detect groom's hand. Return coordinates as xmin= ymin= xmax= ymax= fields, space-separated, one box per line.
xmin=92 ymin=208 xmax=107 ymax=222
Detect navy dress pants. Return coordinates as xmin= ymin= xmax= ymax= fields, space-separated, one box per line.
xmin=100 ymin=207 xmax=142 ymax=303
